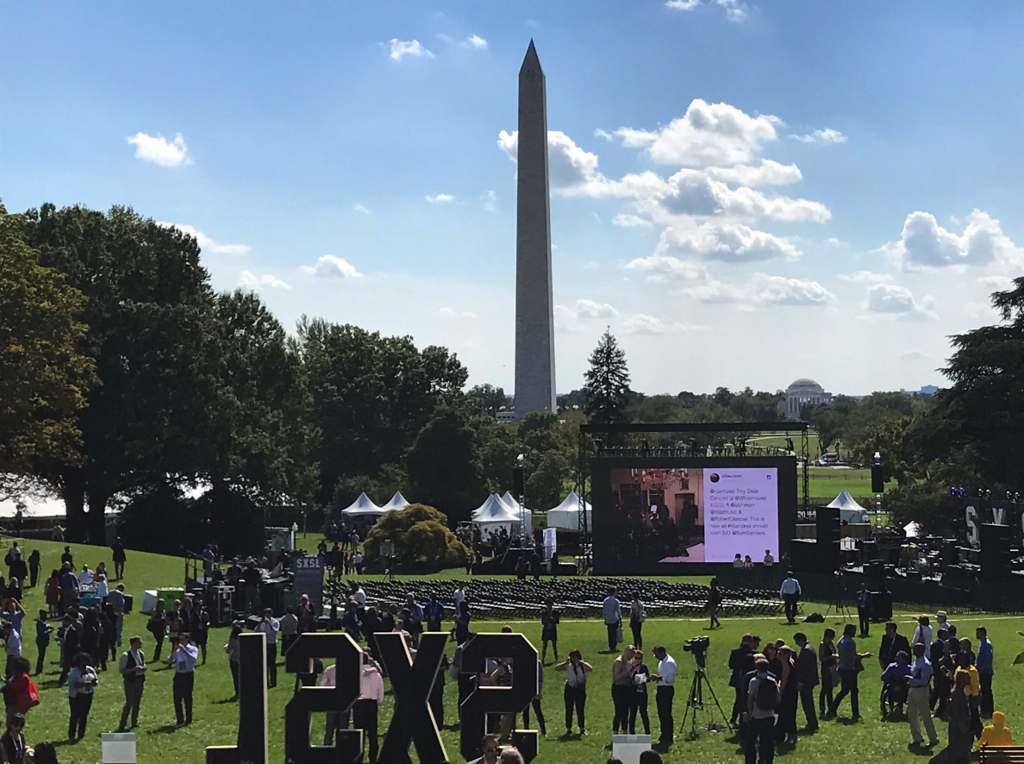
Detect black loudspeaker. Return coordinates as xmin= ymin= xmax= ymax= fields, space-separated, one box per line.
xmin=980 ymin=523 xmax=1012 ymax=582
xmin=512 ymin=466 xmax=526 ymax=498
xmin=871 ymin=463 xmax=885 ymax=493
xmin=867 ymin=559 xmax=885 ymax=583
xmin=815 ymin=507 xmax=841 ymax=573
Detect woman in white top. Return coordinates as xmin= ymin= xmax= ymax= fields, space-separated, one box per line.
xmin=555 ymin=649 xmax=592 ymax=735
xmin=912 ymin=615 xmax=933 ymax=647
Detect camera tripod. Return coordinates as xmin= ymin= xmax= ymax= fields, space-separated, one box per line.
xmin=680 ymin=661 xmax=732 ymax=740
xmin=825 ymin=569 xmax=850 ymax=618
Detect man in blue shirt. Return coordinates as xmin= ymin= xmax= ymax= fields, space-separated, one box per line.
xmin=855 ymin=588 xmax=872 ymax=637
xmin=423 ymin=593 xmax=444 ymax=633
xmin=907 ymin=643 xmax=939 ymax=747
xmin=976 ymin=626 xmax=994 ymax=717
xmin=169 ymin=633 xmax=198 ymax=726
xmin=58 ymin=564 xmax=78 ymax=617
xmin=602 ymin=588 xmax=622 ymax=653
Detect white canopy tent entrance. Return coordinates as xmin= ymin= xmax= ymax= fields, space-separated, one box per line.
xmin=545 ymin=491 xmax=592 ymax=531
xmin=381 ymin=492 xmax=410 ymax=511
xmin=340 ymin=492 xmax=385 ymax=518
xmin=826 ymin=491 xmax=870 ymax=524
xmin=472 ymin=494 xmax=531 ymax=531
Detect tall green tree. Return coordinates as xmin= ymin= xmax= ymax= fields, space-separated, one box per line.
xmin=467 ymin=383 xmax=511 ymax=415
xmin=21 ymin=203 xmax=219 ymax=543
xmin=582 ymin=330 xmax=632 ymax=427
xmin=0 ymin=203 xmax=97 ymax=492
xmin=406 ymin=399 xmax=485 ymax=521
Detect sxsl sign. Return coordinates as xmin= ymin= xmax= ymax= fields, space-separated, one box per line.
xmin=206 ymin=631 xmax=539 ymax=764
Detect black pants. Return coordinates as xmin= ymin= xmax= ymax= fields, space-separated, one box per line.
xmin=630 ymin=622 xmax=643 ymax=649
xmin=564 ymin=684 xmax=585 ymax=732
xmin=612 ymin=684 xmax=631 ymax=733
xmin=229 ymin=661 xmax=240 ymax=696
xmin=68 ymin=693 xmax=93 ymax=740
xmin=819 ymin=669 xmax=834 ymax=716
xmin=656 ymin=685 xmax=674 ymax=743
xmin=522 ymin=696 xmax=546 ymax=734
xmin=29 ymin=566 xmax=38 ymax=588
xmin=606 ymin=622 xmax=619 ymax=652
xmin=266 ymin=643 xmax=277 ymax=687
xmin=173 ymin=672 xmax=194 ymax=724
xmin=783 ymin=594 xmax=799 ymax=623
xmin=35 ymin=644 xmax=46 ymax=676
xmin=830 ymin=669 xmax=859 ymax=718
xmin=744 ymin=715 xmax=775 ymax=764
xmin=629 ymin=691 xmax=650 ymax=734
xmin=799 ymin=684 xmax=818 ymax=729
xmin=732 ymin=683 xmax=745 ymax=723
xmin=858 ymin=607 xmax=871 ymax=636
xmin=353 ymin=698 xmax=379 ymax=762
xmin=980 ymin=673 xmax=994 ymax=717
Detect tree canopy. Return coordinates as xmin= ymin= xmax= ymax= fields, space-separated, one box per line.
xmin=582 ymin=329 xmax=632 ymax=427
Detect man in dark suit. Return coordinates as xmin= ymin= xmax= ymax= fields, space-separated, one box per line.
xmin=729 ymin=634 xmax=757 ymax=724
xmin=878 ymin=621 xmax=910 ymax=709
xmin=794 ymin=632 xmax=819 ymax=731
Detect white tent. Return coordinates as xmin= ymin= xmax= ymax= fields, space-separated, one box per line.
xmin=340 ymin=492 xmax=385 ymax=517
xmin=472 ymin=494 xmax=531 ymax=528
xmin=826 ymin=491 xmax=870 ymax=524
xmin=546 ymin=491 xmax=592 ymax=531
xmin=904 ymin=521 xmax=921 ymax=538
xmin=500 ymin=492 xmax=521 ymax=512
xmin=381 ymin=491 xmax=411 ymax=511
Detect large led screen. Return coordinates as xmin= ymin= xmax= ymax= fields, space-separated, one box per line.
xmin=591 ymin=457 xmax=796 ymax=573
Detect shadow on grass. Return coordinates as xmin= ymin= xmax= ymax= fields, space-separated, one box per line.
xmin=907 ymin=743 xmax=935 ymax=756
xmin=214 ymin=697 xmax=239 ymax=705
xmin=149 ymin=724 xmax=182 ymax=735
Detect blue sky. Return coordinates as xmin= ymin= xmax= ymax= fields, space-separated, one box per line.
xmin=3 ymin=1 xmax=1023 ymax=397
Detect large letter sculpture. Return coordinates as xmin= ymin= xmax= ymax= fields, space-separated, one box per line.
xmin=206 ymin=632 xmax=269 ymax=763
xmin=376 ymin=631 xmax=448 ymax=764
xmin=459 ymin=633 xmax=539 ymax=763
xmin=284 ymin=632 xmax=363 ymax=764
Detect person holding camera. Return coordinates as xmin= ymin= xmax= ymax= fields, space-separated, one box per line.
xmin=555 ymin=649 xmax=592 ymax=735
xmin=168 ymin=632 xmax=198 ymax=726
xmin=257 ymin=609 xmax=280 ymax=688
xmin=651 ymin=645 xmax=676 ymax=746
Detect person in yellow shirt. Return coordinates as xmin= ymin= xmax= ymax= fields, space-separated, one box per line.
xmin=954 ymin=654 xmax=980 ymax=697
xmin=980 ymin=711 xmax=1013 ymax=748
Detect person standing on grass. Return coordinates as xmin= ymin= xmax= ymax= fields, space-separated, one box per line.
xmin=1 ymin=712 xmax=29 ymax=763
xmin=651 ymin=645 xmax=677 ymax=746
xmin=455 ymin=600 xmax=472 ymax=645
xmin=424 ymin=592 xmax=444 ymax=633
xmin=108 ymin=584 xmax=126 ymax=649
xmin=827 ymin=623 xmax=871 ymax=721
xmin=745 ymin=656 xmax=780 ymax=764
xmin=793 ymin=633 xmax=818 ymax=732
xmin=611 ymin=645 xmax=638 ymax=735
xmin=555 ymin=649 xmax=591 ymax=736
xmin=225 ymin=623 xmax=242 ymax=700
xmin=147 ymin=600 xmax=167 ymax=662
xmin=2 ymin=622 xmax=21 ymax=679
xmin=111 ymin=537 xmax=126 ymax=580
xmin=730 ymin=634 xmax=757 ymax=725
xmin=541 ymin=598 xmax=560 ymax=663
xmin=352 ymin=652 xmax=384 ymax=763
xmin=818 ymin=628 xmax=837 ymax=718
xmin=117 ymin=635 xmax=146 ymax=732
xmin=629 ymin=595 xmax=646 ymax=649
xmin=603 ymin=588 xmax=622 ymax=653
xmin=169 ymin=632 xmax=197 ymax=726
xmin=855 ymin=587 xmax=872 ymax=637
xmin=34 ymin=610 xmax=52 ymax=677
xmin=66 ymin=652 xmax=97 ymax=742
xmin=930 ymin=671 xmax=972 ymax=764
xmin=976 ymin=627 xmax=994 ymax=718
xmin=628 ymin=649 xmax=651 ymax=735
xmin=779 ymin=572 xmax=801 ymax=625
xmin=26 ymin=552 xmax=39 ymax=590
xmin=257 ymin=609 xmax=280 ymax=688
xmin=907 ymin=642 xmax=939 ymax=748
xmin=58 ymin=564 xmax=77 ymax=617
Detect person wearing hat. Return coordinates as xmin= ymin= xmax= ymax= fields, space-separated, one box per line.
xmin=117 ymin=635 xmax=146 ymax=731
xmin=936 ymin=611 xmax=953 ymax=634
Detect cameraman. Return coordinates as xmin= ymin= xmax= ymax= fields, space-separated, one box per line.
xmin=651 ymin=645 xmax=676 ymax=746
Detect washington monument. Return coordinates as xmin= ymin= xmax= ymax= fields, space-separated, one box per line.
xmin=514 ymin=40 xmax=556 ymax=418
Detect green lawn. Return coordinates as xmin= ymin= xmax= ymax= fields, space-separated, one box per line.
xmin=7 ymin=537 xmax=1017 ymax=764
xmin=807 ymin=467 xmax=876 ymax=506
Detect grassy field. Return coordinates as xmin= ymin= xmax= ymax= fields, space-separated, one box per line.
xmin=7 ymin=537 xmax=1016 ymax=764
xmin=807 ymin=467 xmax=876 ymax=505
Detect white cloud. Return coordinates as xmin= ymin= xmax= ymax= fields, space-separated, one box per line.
xmin=425 ymin=194 xmax=455 ymax=204
xmin=879 ymin=209 xmax=1024 ymax=271
xmin=655 ymin=222 xmax=801 ymax=262
xmin=977 ymin=275 xmax=1014 ymax=290
xmin=865 ymin=283 xmax=937 ymax=320
xmin=705 ymin=159 xmax=802 ymax=186
xmin=789 ymin=128 xmax=848 ymax=145
xmin=622 ymin=313 xmax=711 ymax=334
xmin=837 ymin=270 xmax=893 ymax=283
xmin=680 ymin=279 xmax=749 ymax=304
xmin=483 ymin=190 xmax=497 ymax=212
xmin=555 ymin=299 xmax=619 ymax=331
xmin=127 ymin=132 xmax=189 ymax=167
xmin=300 ymin=255 xmax=363 ymax=279
xmin=594 ymin=128 xmax=615 ymax=141
xmin=615 ymin=99 xmax=779 ymax=166
xmin=900 ymin=350 xmax=931 ymax=361
xmin=612 ymin=214 xmax=653 ymax=229
xmin=681 ymin=273 xmax=835 ymax=307
xmin=460 ymin=34 xmax=487 ymax=50
xmin=352 ymin=203 xmax=372 ymax=215
xmin=665 ymin=0 xmax=701 ymax=9
xmin=625 ymin=254 xmax=709 ymax=282
xmin=156 ymin=222 xmax=250 ymax=255
xmin=438 ymin=306 xmax=477 ymax=319
xmin=238 ymin=270 xmax=291 ymax=291
xmin=389 ymin=39 xmax=434 ymax=61
xmin=714 ymin=0 xmax=750 ymax=22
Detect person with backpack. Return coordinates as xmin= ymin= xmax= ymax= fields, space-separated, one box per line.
xmin=4 ymin=657 xmax=38 ymax=724
xmin=745 ymin=656 xmax=780 ymax=764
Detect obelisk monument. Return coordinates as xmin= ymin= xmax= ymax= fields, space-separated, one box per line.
xmin=514 ymin=40 xmax=556 ymax=419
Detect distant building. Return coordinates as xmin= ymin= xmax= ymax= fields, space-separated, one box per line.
xmin=496 ymin=409 xmax=517 ymax=424
xmin=901 ymin=385 xmax=939 ymax=396
xmin=784 ymin=378 xmax=832 ymax=419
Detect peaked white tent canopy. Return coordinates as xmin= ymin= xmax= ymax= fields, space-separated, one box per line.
xmin=826 ymin=491 xmax=869 ymax=524
xmin=500 ymin=492 xmax=522 ymax=512
xmin=340 ymin=492 xmax=385 ymax=517
xmin=546 ymin=491 xmax=592 ymax=531
xmin=381 ymin=491 xmax=410 ymax=511
xmin=472 ymin=494 xmax=531 ymax=528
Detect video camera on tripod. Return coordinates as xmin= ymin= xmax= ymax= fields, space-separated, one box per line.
xmin=683 ymin=635 xmax=710 ymax=667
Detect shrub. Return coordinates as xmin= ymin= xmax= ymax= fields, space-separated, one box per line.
xmin=364 ymin=503 xmax=471 ymax=572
